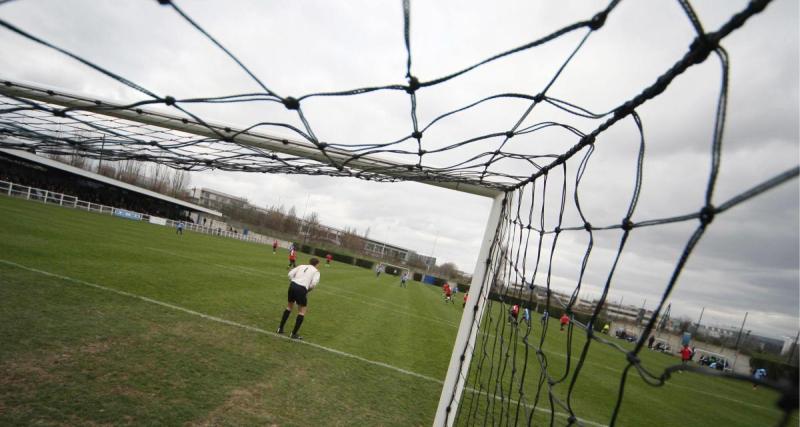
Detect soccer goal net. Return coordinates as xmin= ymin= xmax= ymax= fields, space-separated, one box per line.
xmin=0 ymin=1 xmax=797 ymax=426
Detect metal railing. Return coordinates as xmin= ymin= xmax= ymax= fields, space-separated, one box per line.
xmin=0 ymin=179 xmax=272 ymax=245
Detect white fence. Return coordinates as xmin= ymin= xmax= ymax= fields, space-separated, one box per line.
xmin=0 ymin=179 xmax=273 ymax=245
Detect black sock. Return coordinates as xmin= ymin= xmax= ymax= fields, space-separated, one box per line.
xmin=279 ymin=309 xmax=291 ymax=331
xmin=292 ymin=314 xmax=305 ymax=335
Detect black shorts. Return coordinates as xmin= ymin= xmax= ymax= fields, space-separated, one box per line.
xmin=287 ymin=281 xmax=309 ymax=306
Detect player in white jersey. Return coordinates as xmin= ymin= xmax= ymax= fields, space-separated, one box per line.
xmin=277 ymin=258 xmax=321 ymax=339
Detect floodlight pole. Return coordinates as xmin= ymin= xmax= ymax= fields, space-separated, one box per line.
xmin=731 ymin=311 xmax=748 ymax=372
xmin=434 ymin=192 xmax=505 ymax=427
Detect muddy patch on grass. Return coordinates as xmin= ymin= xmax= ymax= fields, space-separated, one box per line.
xmin=190 ymin=382 xmax=279 ymax=427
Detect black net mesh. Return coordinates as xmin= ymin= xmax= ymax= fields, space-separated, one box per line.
xmin=0 ymin=0 xmax=797 ymax=425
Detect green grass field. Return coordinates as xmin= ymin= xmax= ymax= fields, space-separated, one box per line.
xmin=0 ymin=195 xmax=794 ymax=426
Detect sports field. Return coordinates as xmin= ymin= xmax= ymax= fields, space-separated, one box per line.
xmin=0 ymin=195 xmax=793 ymax=426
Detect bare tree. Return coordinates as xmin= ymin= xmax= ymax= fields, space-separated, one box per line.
xmin=116 ymin=159 xmax=144 ymax=185
xmin=340 ymin=227 xmax=366 ymax=253
xmin=436 ymin=262 xmax=460 ymax=279
xmin=282 ymin=206 xmax=299 ymax=234
xmin=168 ymin=169 xmax=189 ymax=197
xmin=305 ymin=211 xmax=322 ymax=241
xmin=149 ymin=164 xmax=169 ymax=193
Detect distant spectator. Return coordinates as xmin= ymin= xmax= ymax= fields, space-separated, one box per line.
xmin=176 ymin=221 xmax=183 ymax=235
xmin=648 ymin=335 xmax=655 ymax=349
xmin=400 ymin=271 xmax=409 ymax=288
xmin=325 ymin=253 xmax=333 ymax=267
xmin=272 ymin=240 xmax=278 ymax=254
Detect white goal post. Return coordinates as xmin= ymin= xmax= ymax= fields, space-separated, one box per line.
xmin=0 ymin=79 xmax=505 ymax=426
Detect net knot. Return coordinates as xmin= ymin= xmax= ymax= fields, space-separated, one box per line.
xmin=589 ymin=11 xmax=607 ymax=31
xmin=406 ymin=76 xmax=420 ymax=94
xmin=554 ymin=226 xmax=561 ymax=234
xmin=533 ymin=93 xmax=545 ymax=103
xmin=149 ymin=141 xmax=158 ymax=146
xmin=621 ymin=218 xmax=634 ymax=231
xmin=688 ymin=35 xmax=717 ymax=65
xmin=135 ymin=108 xmax=143 ymax=114
xmin=505 ymin=131 xmax=514 ymax=139
xmin=626 ymin=352 xmax=640 ymax=365
xmin=411 ymin=130 xmax=423 ymax=140
xmin=281 ymin=139 xmax=290 ymax=145
xmin=157 ymin=0 xmax=171 ymax=4
xmin=282 ymin=97 xmax=300 ymax=110
xmin=567 ymin=415 xmax=578 ymax=424
xmin=164 ymin=96 xmax=176 ymax=106
xmin=614 ymin=101 xmax=635 ymax=120
xmin=317 ymin=142 xmax=328 ymax=150
xmin=53 ymin=109 xmax=67 ymax=117
xmin=583 ymin=222 xmax=592 ymax=231
xmin=3 ymin=81 xmax=12 ymax=86
xmin=699 ymin=204 xmax=715 ymax=225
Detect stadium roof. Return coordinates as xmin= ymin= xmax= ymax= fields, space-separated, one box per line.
xmin=0 ymin=145 xmax=223 ymax=217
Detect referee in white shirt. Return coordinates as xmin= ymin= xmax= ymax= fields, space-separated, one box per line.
xmin=277 ymin=257 xmax=321 ymax=339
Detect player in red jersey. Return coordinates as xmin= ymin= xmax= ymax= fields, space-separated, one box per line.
xmin=443 ymin=283 xmax=453 ymax=303
xmin=680 ymin=345 xmax=692 ymax=366
xmin=325 ymin=253 xmax=333 ymax=266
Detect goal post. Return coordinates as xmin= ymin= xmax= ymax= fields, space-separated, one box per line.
xmin=434 ymin=192 xmax=506 ymax=426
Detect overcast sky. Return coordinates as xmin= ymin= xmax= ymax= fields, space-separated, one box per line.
xmin=0 ymin=0 xmax=797 ymax=339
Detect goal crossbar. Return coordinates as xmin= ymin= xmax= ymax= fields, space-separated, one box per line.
xmin=0 ymin=79 xmax=503 ymax=199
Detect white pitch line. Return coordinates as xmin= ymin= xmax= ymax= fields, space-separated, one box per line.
xmin=0 ymin=259 xmax=439 ymax=384
xmin=0 ymin=259 xmax=608 ymax=427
